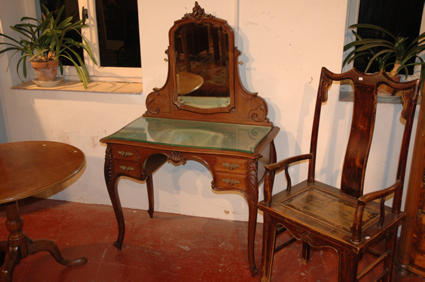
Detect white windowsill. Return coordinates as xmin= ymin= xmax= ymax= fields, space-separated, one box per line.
xmin=12 ymin=80 xmax=143 ymax=94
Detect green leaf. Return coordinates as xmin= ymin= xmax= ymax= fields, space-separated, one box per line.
xmin=354 ymin=43 xmax=394 ymax=52
xmin=365 ymin=49 xmax=392 ymax=72
xmin=61 ymin=47 xmax=90 ymax=88
xmin=59 ymin=61 xmax=64 ymax=75
xmin=0 ymin=46 xmax=22 ymax=54
xmin=343 ymin=50 xmax=371 ymax=66
xmin=349 ymin=23 xmax=397 ymax=41
xmin=0 ymin=33 xmax=23 ymax=45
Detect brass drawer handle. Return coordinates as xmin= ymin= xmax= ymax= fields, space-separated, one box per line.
xmin=117 ymin=151 xmax=134 ymax=158
xmin=222 ymin=178 xmax=240 ymax=186
xmin=222 ymin=162 xmax=240 ymax=170
xmin=119 ymin=165 xmax=135 ymax=172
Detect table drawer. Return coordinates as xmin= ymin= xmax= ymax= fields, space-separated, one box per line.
xmin=111 ymin=145 xmax=139 ymax=161
xmin=215 ymin=157 xmax=247 ymax=174
xmin=114 ymin=160 xmax=140 ymax=178
xmin=215 ymin=172 xmax=246 ymax=190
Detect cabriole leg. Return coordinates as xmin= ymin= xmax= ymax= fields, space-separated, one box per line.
xmin=106 ymin=174 xmax=124 ymax=250
xmin=146 ymin=174 xmax=154 ymax=218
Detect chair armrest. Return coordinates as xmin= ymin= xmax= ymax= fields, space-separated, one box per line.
xmin=265 ymin=153 xmax=313 ymax=172
xmin=357 ymin=181 xmax=401 ymax=204
xmin=263 ymin=153 xmax=312 ymax=205
xmin=351 ymin=180 xmax=402 ymax=243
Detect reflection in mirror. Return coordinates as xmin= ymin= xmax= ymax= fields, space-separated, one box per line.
xmin=175 ymin=22 xmax=230 ymax=109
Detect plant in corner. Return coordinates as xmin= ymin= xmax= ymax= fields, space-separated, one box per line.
xmin=0 ymin=5 xmax=96 ymax=88
xmin=343 ymin=23 xmax=425 ymax=92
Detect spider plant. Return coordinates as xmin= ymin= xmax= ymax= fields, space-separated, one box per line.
xmin=0 ymin=5 xmax=96 ymax=88
xmin=343 ymin=23 xmax=425 ymax=88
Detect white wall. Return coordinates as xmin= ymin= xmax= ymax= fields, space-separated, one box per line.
xmin=0 ymin=0 xmax=417 ymax=222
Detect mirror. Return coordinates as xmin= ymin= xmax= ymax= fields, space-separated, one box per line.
xmin=174 ymin=22 xmax=230 ymax=109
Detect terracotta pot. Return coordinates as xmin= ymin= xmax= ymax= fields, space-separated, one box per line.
xmin=30 ymin=60 xmax=59 ymax=81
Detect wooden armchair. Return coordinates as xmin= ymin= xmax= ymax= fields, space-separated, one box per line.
xmin=259 ymin=67 xmax=420 ymax=281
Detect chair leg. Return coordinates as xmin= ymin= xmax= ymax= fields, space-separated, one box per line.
xmin=302 ymin=242 xmax=311 ymax=264
xmin=261 ymin=213 xmax=277 ymax=282
xmin=338 ymin=249 xmax=358 ymax=282
xmin=383 ymin=226 xmax=398 ymax=282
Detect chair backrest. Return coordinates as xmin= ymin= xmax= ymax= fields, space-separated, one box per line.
xmin=307 ymin=67 xmax=419 ymax=211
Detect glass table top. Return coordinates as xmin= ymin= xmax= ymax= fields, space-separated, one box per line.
xmin=104 ymin=117 xmax=272 ymax=153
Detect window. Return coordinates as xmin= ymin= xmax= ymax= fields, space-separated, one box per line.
xmin=95 ymin=0 xmax=141 ymax=68
xmin=354 ymin=0 xmax=423 ymax=75
xmin=340 ymin=0 xmax=425 ymax=101
xmin=37 ymin=0 xmax=142 ymax=82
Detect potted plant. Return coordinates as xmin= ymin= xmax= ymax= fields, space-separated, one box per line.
xmin=343 ymin=23 xmax=425 ymax=92
xmin=0 ymin=5 xmax=96 ymax=88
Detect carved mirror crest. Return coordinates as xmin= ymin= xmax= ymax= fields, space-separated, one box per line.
xmin=144 ymin=2 xmax=271 ymax=126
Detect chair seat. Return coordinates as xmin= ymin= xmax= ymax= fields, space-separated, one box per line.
xmin=259 ymin=180 xmax=404 ymax=250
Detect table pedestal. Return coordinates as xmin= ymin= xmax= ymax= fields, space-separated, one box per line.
xmin=0 ymin=201 xmax=87 ymax=282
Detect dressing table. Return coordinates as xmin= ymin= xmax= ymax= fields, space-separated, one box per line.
xmin=100 ymin=2 xmax=278 ymax=275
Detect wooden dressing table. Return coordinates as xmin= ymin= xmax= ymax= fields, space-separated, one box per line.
xmin=100 ymin=2 xmax=278 ymax=275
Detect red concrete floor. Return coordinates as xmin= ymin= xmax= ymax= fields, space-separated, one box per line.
xmin=0 ymin=198 xmax=423 ymax=282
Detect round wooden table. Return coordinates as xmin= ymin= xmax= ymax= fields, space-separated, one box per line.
xmin=0 ymin=141 xmax=87 ymax=281
xmin=176 ymin=71 xmax=204 ymax=95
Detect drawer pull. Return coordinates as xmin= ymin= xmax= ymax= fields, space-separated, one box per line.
xmin=222 ymin=162 xmax=240 ymax=170
xmin=118 ymin=151 xmax=134 ymax=158
xmin=222 ymin=178 xmax=240 ymax=185
xmin=119 ymin=165 xmax=135 ymax=172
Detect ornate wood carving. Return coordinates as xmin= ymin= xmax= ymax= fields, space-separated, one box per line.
xmin=247 ymin=160 xmax=258 ymax=197
xmin=104 ymin=145 xmax=113 ymax=186
xmin=400 ymin=87 xmax=419 ymax=121
xmin=183 ymin=1 xmax=213 ymax=20
xmin=168 ymin=151 xmax=186 ymax=165
xmin=243 ymin=87 xmax=269 ymax=123
xmin=145 ymin=88 xmax=163 ymax=115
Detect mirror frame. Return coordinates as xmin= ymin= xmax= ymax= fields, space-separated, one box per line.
xmin=170 ymin=3 xmax=235 ymax=113
xmin=144 ymin=2 xmax=271 ymax=126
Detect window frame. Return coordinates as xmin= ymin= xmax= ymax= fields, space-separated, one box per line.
xmin=35 ymin=0 xmax=142 ymax=83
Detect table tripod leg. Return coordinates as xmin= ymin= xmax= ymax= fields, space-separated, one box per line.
xmin=0 ymin=202 xmax=26 ymax=282
xmin=0 ymin=242 xmax=7 ymax=265
xmin=0 ymin=201 xmax=87 ymax=281
xmin=27 ymin=239 xmax=87 ymax=266
xmin=0 ymin=246 xmax=19 ymax=282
